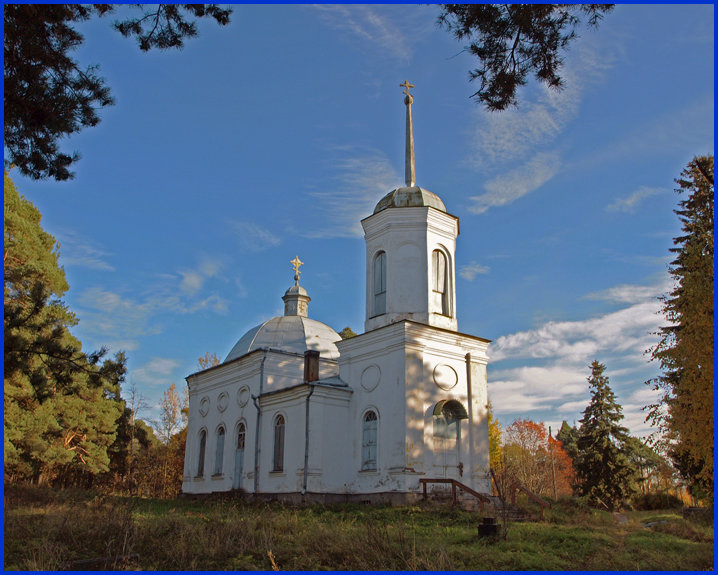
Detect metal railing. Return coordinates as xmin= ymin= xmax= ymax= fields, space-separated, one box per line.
xmin=419 ymin=477 xmax=491 ymax=512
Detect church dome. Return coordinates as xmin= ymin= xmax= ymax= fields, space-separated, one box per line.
xmin=224 ymin=257 xmax=340 ymax=363
xmin=373 ymin=186 xmax=446 ymax=214
xmin=224 ymin=315 xmax=341 ymax=362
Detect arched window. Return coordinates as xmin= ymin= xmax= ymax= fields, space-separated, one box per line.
xmin=362 ymin=410 xmax=378 ymax=471
xmin=214 ymin=426 xmax=225 ymax=475
xmin=433 ymin=400 xmax=467 ymax=440
xmin=197 ymin=429 xmax=207 ymax=477
xmin=237 ymin=422 xmax=246 ymax=451
xmin=373 ymin=251 xmax=386 ymax=316
xmin=273 ymin=414 xmax=285 ymax=472
xmin=432 ymin=249 xmax=450 ymax=316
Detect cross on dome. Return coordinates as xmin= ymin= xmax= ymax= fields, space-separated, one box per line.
xmin=290 ymin=255 xmax=304 ymax=285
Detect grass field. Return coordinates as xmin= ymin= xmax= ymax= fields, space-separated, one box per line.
xmin=4 ymin=484 xmax=714 ymax=571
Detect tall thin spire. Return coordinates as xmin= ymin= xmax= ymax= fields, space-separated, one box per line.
xmin=400 ymin=79 xmax=415 ymax=187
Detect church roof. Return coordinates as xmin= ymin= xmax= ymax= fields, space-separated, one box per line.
xmin=373 ymin=185 xmax=446 ymax=214
xmin=224 ymin=316 xmax=341 ymax=362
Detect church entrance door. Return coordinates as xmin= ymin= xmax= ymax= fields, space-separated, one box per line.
xmin=435 ymin=421 xmax=460 ymax=478
xmin=234 ymin=423 xmax=246 ymax=490
xmin=432 ymin=400 xmax=467 ymax=480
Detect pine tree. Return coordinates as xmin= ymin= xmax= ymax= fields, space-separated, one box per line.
xmin=4 ymin=172 xmax=126 ymax=483
xmin=437 ymin=4 xmax=614 ymax=111
xmin=575 ymin=361 xmax=637 ymax=509
xmin=4 ymin=5 xmax=232 ymax=180
xmin=647 ymin=155 xmax=713 ymax=497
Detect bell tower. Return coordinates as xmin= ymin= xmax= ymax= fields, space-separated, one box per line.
xmin=362 ymin=81 xmax=459 ymax=333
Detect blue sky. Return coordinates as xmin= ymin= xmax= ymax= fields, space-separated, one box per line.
xmin=10 ymin=4 xmax=714 ymax=437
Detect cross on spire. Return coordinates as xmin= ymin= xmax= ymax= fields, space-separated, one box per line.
xmin=400 ymin=79 xmax=414 ymax=98
xmin=400 ymin=79 xmax=416 ymax=187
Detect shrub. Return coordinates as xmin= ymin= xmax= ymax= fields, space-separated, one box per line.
xmin=632 ymin=493 xmax=683 ymax=510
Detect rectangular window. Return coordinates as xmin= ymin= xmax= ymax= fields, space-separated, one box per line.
xmin=214 ymin=428 xmax=225 ymax=475
xmin=362 ymin=412 xmax=378 ymax=470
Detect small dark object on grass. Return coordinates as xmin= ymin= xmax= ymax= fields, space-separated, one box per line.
xmin=477 ymin=516 xmax=501 ymax=540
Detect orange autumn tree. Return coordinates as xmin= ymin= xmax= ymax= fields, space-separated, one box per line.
xmin=499 ymin=418 xmax=574 ymax=499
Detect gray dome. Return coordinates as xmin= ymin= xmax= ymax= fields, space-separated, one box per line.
xmin=284 ymin=284 xmax=308 ymax=297
xmin=374 ymin=186 xmax=446 ymax=214
xmin=224 ymin=315 xmax=341 ymax=363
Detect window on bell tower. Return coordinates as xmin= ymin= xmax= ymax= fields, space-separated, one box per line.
xmin=432 ymin=249 xmax=450 ymax=316
xmin=373 ymin=251 xmax=386 ymax=316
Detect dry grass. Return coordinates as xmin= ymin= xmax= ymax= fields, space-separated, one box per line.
xmin=4 ymin=485 xmax=714 ymax=571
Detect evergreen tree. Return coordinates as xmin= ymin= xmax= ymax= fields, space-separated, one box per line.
xmin=556 ymin=420 xmax=579 ymax=463
xmin=647 ymin=155 xmax=714 ymax=497
xmin=575 ymin=361 xmax=637 ymax=509
xmin=4 ymin=172 xmax=126 ymax=483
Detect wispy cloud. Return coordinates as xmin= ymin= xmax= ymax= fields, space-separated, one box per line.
xmin=179 ymin=256 xmax=222 ymax=295
xmin=606 ymin=186 xmax=664 ymax=213
xmin=469 ymin=152 xmax=560 ymax=214
xmin=304 ymin=146 xmax=400 ymax=238
xmin=587 ymin=95 xmax=715 ymax=167
xmin=467 ymin=38 xmax=618 ymax=214
xmin=459 ymin=261 xmax=490 ymax=281
xmin=76 ymin=257 xmax=230 ymax=351
xmin=55 ymin=228 xmax=114 ymax=271
xmin=312 ymin=4 xmax=413 ymax=61
xmin=228 ymin=221 xmax=281 ymax=252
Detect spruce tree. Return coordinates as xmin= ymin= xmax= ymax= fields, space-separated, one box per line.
xmin=575 ymin=361 xmax=637 ymax=509
xmin=647 ymin=155 xmax=713 ymax=497
xmin=556 ymin=420 xmax=579 ymax=463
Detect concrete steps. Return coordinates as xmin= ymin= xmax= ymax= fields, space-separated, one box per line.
xmin=423 ymin=489 xmax=531 ymax=521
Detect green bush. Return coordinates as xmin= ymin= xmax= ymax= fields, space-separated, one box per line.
xmin=632 ymin=493 xmax=683 ymax=510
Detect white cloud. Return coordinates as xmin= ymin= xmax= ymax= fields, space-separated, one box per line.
xmin=229 ymin=221 xmax=281 ymax=252
xmin=312 ymin=4 xmax=412 ymax=61
xmin=55 ymin=228 xmax=114 ymax=271
xmin=304 ymin=146 xmax=400 ymax=238
xmin=584 ymin=280 xmax=670 ymax=305
xmin=459 ymin=261 xmax=490 ymax=281
xmin=180 ymin=271 xmax=204 ymax=294
xmin=491 ymin=300 xmax=661 ymax=363
xmin=487 ymin=280 xmax=668 ymax=435
xmin=469 ymin=152 xmax=560 ymax=214
xmin=606 ymin=186 xmax=663 ymax=213
xmin=131 ymin=357 xmax=182 ymax=388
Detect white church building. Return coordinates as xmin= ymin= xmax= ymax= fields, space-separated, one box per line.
xmin=182 ymin=81 xmax=491 ymax=503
